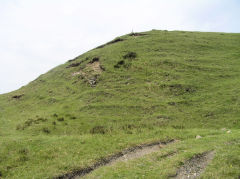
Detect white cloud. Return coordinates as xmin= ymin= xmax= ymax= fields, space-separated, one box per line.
xmin=0 ymin=0 xmax=239 ymax=94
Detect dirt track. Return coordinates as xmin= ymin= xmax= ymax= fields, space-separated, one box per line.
xmin=55 ymin=139 xmax=176 ymax=179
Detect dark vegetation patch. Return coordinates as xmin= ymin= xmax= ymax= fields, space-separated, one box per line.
xmin=17 ymin=148 xmax=29 ymax=163
xmin=156 ymin=151 xmax=177 ymax=161
xmin=42 ymin=127 xmax=50 ymax=134
xmin=16 ymin=117 xmax=48 ymax=130
xmin=54 ymin=139 xmax=175 ymax=179
xmin=171 ymin=125 xmax=185 ymax=129
xmin=53 ymin=113 xmax=58 ymax=117
xmin=12 ymin=94 xmax=24 ymax=99
xmin=57 ymin=117 xmax=64 ymax=122
xmin=156 ymin=115 xmax=171 ymax=120
xmin=129 ymin=32 xmax=147 ymax=36
xmin=70 ymin=116 xmax=76 ymax=120
xmin=114 ymin=60 xmax=125 ymax=68
xmin=66 ymin=57 xmax=89 ymax=68
xmin=123 ymin=52 xmax=137 ymax=59
xmin=66 ymin=62 xmax=81 ymax=68
xmin=18 ymin=148 xmax=29 ymax=155
xmin=96 ymin=37 xmax=124 ymax=49
xmin=89 ymin=57 xmax=99 ymax=63
xmin=90 ymin=126 xmax=107 ymax=134
xmin=114 ymin=52 xmax=137 ymax=69
xmin=161 ymin=84 xmax=196 ymax=96
xmin=67 ymin=55 xmax=82 ymax=63
xmin=168 ymin=100 xmax=191 ymax=106
xmin=204 ymin=111 xmax=215 ymax=118
xmin=107 ymin=38 xmax=123 ymax=45
xmin=65 ymin=114 xmax=77 ymax=120
xmin=121 ymin=124 xmax=137 ymax=130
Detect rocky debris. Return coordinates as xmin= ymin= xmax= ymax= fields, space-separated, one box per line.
xmin=71 ymin=58 xmax=104 ymax=87
xmin=173 ymin=151 xmax=215 ymax=179
xmin=88 ymin=76 xmax=98 ymax=86
xmin=72 ymin=72 xmax=82 ymax=76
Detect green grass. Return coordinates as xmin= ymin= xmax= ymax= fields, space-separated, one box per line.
xmin=0 ymin=30 xmax=240 ymax=178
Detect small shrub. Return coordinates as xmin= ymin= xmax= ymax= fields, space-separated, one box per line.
xmin=52 ymin=121 xmax=56 ymax=125
xmin=108 ymin=37 xmax=123 ymax=44
xmin=96 ymin=37 xmax=123 ymax=49
xmin=114 ymin=60 xmax=125 ymax=68
xmin=90 ymin=126 xmax=106 ymax=134
xmin=53 ymin=113 xmax=58 ymax=117
xmin=70 ymin=116 xmax=76 ymax=120
xmin=25 ymin=119 xmax=34 ymax=126
xmin=12 ymin=94 xmax=24 ymax=99
xmin=57 ymin=117 xmax=64 ymax=122
xmin=129 ymin=32 xmax=146 ymax=36
xmin=171 ymin=125 xmax=185 ymax=129
xmin=122 ymin=124 xmax=137 ymax=130
xmin=16 ymin=124 xmax=23 ymax=130
xmin=123 ymin=52 xmax=137 ymax=59
xmin=18 ymin=148 xmax=29 ymax=155
xmin=42 ymin=127 xmax=50 ymax=134
xmin=18 ymin=155 xmax=28 ymax=162
xmin=90 ymin=57 xmax=99 ymax=63
xmin=36 ymin=117 xmax=47 ymax=122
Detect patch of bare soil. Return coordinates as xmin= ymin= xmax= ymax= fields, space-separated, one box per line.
xmin=72 ymin=58 xmax=104 ymax=87
xmin=55 ymin=139 xmax=176 ymax=179
xmin=173 ymin=151 xmax=215 ymax=179
xmin=107 ymin=140 xmax=174 ymax=165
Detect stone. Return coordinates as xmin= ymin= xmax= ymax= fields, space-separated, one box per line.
xmin=196 ymin=135 xmax=202 ymax=139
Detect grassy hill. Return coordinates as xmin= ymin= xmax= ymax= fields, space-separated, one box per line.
xmin=0 ymin=30 xmax=240 ymax=178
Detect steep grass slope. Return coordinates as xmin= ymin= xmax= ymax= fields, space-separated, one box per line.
xmin=0 ymin=30 xmax=240 ymax=178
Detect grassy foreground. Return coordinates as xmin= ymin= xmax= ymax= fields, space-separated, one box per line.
xmin=0 ymin=30 xmax=240 ymax=178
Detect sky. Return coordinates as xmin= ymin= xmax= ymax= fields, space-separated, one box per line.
xmin=0 ymin=0 xmax=240 ymax=94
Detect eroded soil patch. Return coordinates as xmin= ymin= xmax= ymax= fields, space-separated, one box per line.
xmin=72 ymin=58 xmax=104 ymax=87
xmin=173 ymin=151 xmax=215 ymax=179
xmin=55 ymin=139 xmax=175 ymax=179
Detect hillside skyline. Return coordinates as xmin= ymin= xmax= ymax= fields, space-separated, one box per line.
xmin=1 ymin=0 xmax=240 ymax=94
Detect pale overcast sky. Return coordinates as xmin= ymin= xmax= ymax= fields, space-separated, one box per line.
xmin=0 ymin=0 xmax=239 ymax=94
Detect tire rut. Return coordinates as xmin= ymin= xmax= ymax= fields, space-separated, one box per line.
xmin=172 ymin=151 xmax=215 ymax=179
xmin=55 ymin=139 xmax=176 ymax=179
